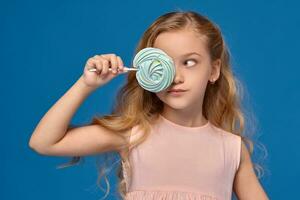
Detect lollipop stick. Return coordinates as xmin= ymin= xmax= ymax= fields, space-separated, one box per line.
xmin=88 ymin=67 xmax=138 ymax=72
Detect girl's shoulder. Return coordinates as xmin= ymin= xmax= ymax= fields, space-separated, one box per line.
xmin=209 ymin=122 xmax=242 ymax=140
xmin=211 ymin=124 xmax=242 ymax=170
xmin=209 ymin=123 xmax=242 ymax=157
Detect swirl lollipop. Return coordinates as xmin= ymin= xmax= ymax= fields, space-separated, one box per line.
xmin=88 ymin=47 xmax=175 ymax=93
xmin=132 ymin=47 xmax=175 ymax=92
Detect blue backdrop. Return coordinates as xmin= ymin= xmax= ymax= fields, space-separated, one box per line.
xmin=1 ymin=0 xmax=299 ymax=199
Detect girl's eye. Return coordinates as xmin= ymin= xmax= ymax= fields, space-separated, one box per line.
xmin=184 ymin=59 xmax=197 ymax=67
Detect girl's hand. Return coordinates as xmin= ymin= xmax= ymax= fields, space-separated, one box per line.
xmin=82 ymin=53 xmax=126 ymax=88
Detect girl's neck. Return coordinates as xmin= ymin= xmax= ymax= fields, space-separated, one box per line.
xmin=160 ymin=110 xmax=208 ymax=128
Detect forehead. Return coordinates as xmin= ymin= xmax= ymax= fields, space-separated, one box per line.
xmin=153 ymin=29 xmax=208 ymax=58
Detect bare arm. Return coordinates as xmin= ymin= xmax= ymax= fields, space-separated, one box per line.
xmin=29 ymin=53 xmax=128 ymax=156
xmin=29 ymin=75 xmax=96 ymax=152
xmin=233 ymin=141 xmax=269 ymax=200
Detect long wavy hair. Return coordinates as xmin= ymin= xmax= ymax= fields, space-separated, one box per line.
xmin=56 ymin=10 xmax=268 ymax=199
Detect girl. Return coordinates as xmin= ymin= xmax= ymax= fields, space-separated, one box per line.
xmin=29 ymin=11 xmax=269 ymax=200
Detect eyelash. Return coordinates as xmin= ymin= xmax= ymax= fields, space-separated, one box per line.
xmin=183 ymin=59 xmax=197 ymax=67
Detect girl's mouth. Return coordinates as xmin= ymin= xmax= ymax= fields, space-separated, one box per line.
xmin=167 ymin=90 xmax=187 ymax=96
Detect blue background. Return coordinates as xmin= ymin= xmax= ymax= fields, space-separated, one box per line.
xmin=1 ymin=0 xmax=299 ymax=199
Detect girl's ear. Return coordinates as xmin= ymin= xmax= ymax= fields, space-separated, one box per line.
xmin=210 ymin=59 xmax=221 ymax=82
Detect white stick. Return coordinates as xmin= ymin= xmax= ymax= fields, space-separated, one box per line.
xmin=88 ymin=67 xmax=138 ymax=72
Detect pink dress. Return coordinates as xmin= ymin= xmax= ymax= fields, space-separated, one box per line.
xmin=122 ymin=114 xmax=241 ymax=200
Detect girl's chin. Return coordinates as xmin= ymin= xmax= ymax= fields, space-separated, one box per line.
xmin=163 ymin=101 xmax=190 ymax=110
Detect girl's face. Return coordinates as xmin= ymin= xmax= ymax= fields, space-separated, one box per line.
xmin=154 ymin=29 xmax=221 ymax=113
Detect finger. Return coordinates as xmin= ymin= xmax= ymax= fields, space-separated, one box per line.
xmin=101 ymin=54 xmax=118 ymax=74
xmin=116 ymin=56 xmax=124 ymax=72
xmin=101 ymin=58 xmax=110 ymax=78
xmin=109 ymin=54 xmax=118 ymax=73
xmin=86 ymin=58 xmax=98 ymax=71
xmin=93 ymin=58 xmax=103 ymax=75
xmin=86 ymin=58 xmax=96 ymax=68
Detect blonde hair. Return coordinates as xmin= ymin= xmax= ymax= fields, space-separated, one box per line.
xmin=57 ymin=10 xmax=268 ymax=199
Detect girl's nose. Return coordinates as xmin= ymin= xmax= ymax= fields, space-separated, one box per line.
xmin=172 ymin=65 xmax=184 ymax=84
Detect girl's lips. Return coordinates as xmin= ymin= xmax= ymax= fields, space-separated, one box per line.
xmin=168 ymin=88 xmax=187 ymax=92
xmin=167 ymin=90 xmax=187 ymax=96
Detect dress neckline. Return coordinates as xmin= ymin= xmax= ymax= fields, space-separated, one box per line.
xmin=158 ymin=114 xmax=211 ymax=132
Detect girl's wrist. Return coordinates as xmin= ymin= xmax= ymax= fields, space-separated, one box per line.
xmin=76 ymin=75 xmax=98 ymax=94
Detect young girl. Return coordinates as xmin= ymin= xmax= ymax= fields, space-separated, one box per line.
xmin=29 ymin=11 xmax=269 ymax=200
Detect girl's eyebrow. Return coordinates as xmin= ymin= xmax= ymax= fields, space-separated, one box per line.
xmin=181 ymin=52 xmax=203 ymax=58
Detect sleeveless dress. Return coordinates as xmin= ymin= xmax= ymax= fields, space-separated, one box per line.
xmin=121 ymin=114 xmax=241 ymax=200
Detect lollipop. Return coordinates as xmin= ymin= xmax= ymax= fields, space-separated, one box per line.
xmin=88 ymin=47 xmax=175 ymax=93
